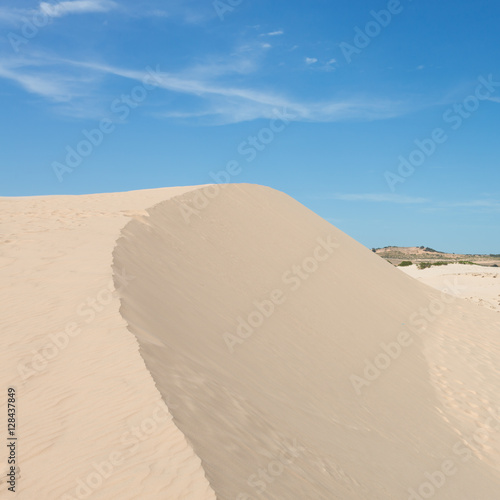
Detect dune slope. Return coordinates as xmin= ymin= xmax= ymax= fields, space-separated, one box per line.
xmin=0 ymin=187 xmax=216 ymax=500
xmin=114 ymin=184 xmax=500 ymax=499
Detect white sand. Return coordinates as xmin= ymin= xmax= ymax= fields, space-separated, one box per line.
xmin=400 ymin=264 xmax=500 ymax=312
xmin=2 ymin=184 xmax=500 ymax=499
xmin=0 ymin=187 xmax=216 ymax=499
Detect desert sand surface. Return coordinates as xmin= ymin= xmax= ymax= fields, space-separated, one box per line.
xmin=2 ymin=183 xmax=500 ymax=499
xmin=400 ymin=264 xmax=500 ymax=313
xmin=0 ymin=187 xmax=216 ymax=499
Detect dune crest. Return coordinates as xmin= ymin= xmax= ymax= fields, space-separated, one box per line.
xmin=0 ymin=187 xmax=216 ymax=500
xmin=114 ymin=184 xmax=500 ymax=499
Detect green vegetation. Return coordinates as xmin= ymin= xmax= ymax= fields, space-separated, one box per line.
xmin=417 ymin=261 xmax=450 ymax=270
xmin=398 ymin=261 xmax=413 ymax=267
xmin=423 ymin=247 xmax=444 ymax=253
xmin=417 ymin=262 xmax=433 ymax=269
xmin=416 ymin=260 xmax=478 ymax=270
xmin=418 ymin=246 xmax=443 ymax=253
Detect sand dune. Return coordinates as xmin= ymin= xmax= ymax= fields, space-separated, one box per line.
xmin=114 ymin=184 xmax=500 ymax=499
xmin=2 ymin=184 xmax=500 ymax=499
xmin=0 ymin=187 xmax=216 ymax=499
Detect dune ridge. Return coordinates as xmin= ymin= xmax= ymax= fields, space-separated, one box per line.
xmin=0 ymin=187 xmax=216 ymax=499
xmin=114 ymin=183 xmax=500 ymax=499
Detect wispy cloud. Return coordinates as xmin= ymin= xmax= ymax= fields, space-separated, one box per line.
xmin=420 ymin=198 xmax=500 ymax=214
xmin=305 ymin=57 xmax=318 ymax=65
xmin=318 ymin=58 xmax=338 ymax=72
xmin=0 ymin=57 xmax=97 ymax=101
xmin=324 ymin=195 xmax=500 ymax=212
xmin=145 ymin=0 xmax=214 ymax=24
xmin=40 ymin=0 xmax=117 ymax=18
xmin=441 ymin=199 xmax=500 ymax=210
xmin=0 ymin=50 xmax=415 ymax=125
xmin=0 ymin=0 xmax=117 ymax=26
xmin=265 ymin=30 xmax=284 ymax=36
xmin=0 ymin=66 xmax=67 ymax=100
xmin=92 ymin=62 xmax=411 ymax=123
xmin=0 ymin=6 xmax=23 ymax=23
xmin=328 ymin=193 xmax=430 ymax=204
xmin=150 ymin=9 xmax=169 ymax=18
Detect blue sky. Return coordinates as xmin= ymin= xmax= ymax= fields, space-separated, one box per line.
xmin=0 ymin=0 xmax=499 ymax=253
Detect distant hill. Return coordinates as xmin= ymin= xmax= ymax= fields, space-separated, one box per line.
xmin=372 ymin=246 xmax=500 ymax=266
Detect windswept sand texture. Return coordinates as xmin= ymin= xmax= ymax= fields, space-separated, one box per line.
xmin=1 ymin=183 xmax=500 ymax=499
xmin=0 ymin=187 xmax=216 ymax=499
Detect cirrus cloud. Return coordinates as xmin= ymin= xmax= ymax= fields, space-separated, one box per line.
xmin=39 ymin=0 xmax=117 ymax=18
